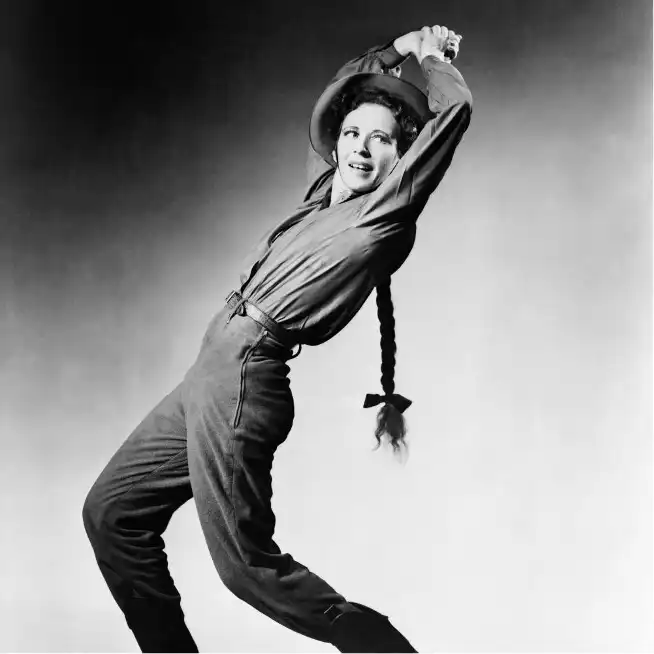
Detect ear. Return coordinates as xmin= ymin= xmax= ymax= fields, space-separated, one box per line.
xmin=331 ymin=148 xmax=338 ymax=165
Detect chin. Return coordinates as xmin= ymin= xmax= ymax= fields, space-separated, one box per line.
xmin=349 ymin=184 xmax=375 ymax=195
xmin=343 ymin=177 xmax=379 ymax=195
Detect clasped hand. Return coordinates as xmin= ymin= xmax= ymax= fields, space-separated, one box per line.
xmin=394 ymin=24 xmax=462 ymax=65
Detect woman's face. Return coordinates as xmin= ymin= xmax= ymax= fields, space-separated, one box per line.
xmin=333 ymin=103 xmax=400 ymax=194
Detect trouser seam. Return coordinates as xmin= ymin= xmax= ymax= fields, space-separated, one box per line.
xmin=228 ymin=328 xmax=280 ymax=569
xmin=232 ymin=328 xmax=267 ymax=430
xmin=116 ymin=450 xmax=189 ymax=504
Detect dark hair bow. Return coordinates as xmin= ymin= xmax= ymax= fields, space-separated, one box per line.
xmin=363 ymin=393 xmax=412 ymax=414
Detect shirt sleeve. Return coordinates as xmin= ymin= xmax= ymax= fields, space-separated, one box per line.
xmin=354 ymin=57 xmax=473 ymax=230
xmin=303 ymin=41 xmax=409 ymax=203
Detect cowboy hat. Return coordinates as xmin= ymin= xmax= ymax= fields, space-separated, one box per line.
xmin=309 ymin=72 xmax=432 ymax=166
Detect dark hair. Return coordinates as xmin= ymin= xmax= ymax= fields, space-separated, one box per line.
xmin=328 ymin=86 xmax=421 ymax=156
xmin=372 ymin=279 xmax=409 ymax=455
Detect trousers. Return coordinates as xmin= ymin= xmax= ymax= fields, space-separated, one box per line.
xmin=82 ymin=305 xmax=351 ymax=650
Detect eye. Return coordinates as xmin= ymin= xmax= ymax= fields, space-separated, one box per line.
xmin=371 ymin=132 xmax=392 ymax=145
xmin=342 ymin=127 xmax=358 ymax=138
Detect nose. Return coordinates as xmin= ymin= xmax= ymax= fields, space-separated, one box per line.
xmin=352 ymin=139 xmax=371 ymax=157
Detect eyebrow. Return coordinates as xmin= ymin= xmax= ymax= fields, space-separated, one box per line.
xmin=341 ymin=125 xmax=394 ymax=139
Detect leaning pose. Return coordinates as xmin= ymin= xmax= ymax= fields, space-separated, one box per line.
xmin=83 ymin=23 xmax=472 ymax=653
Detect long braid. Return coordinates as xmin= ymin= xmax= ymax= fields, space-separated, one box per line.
xmin=376 ymin=280 xmax=397 ymax=398
xmin=365 ymin=279 xmax=411 ymax=454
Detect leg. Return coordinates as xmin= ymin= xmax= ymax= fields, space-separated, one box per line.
xmin=326 ymin=603 xmax=418 ymax=653
xmin=184 ymin=313 xmax=417 ymax=650
xmin=82 ymin=383 xmax=198 ymax=652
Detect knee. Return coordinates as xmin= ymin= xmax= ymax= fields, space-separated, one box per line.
xmin=82 ymin=483 xmax=115 ymax=547
xmin=217 ymin=555 xmax=294 ymax=613
xmin=217 ymin=561 xmax=247 ymax=600
xmin=216 ymin=560 xmax=260 ymax=606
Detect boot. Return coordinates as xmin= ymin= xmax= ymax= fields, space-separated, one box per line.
xmin=326 ymin=602 xmax=418 ymax=653
xmin=123 ymin=597 xmax=199 ymax=653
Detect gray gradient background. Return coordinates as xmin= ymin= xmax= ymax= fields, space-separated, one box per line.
xmin=1 ymin=0 xmax=652 ymax=651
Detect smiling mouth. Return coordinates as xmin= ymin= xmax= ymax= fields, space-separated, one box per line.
xmin=348 ymin=163 xmax=373 ymax=172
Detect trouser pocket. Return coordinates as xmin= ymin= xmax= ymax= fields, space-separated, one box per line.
xmin=232 ymin=329 xmax=267 ymax=430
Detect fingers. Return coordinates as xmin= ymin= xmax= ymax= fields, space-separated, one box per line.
xmin=428 ymin=24 xmax=462 ymax=42
xmin=431 ymin=24 xmax=449 ymax=39
xmin=419 ymin=23 xmax=463 ymax=62
xmin=448 ymin=30 xmax=462 ymax=45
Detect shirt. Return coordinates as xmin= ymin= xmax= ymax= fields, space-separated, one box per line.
xmin=237 ymin=42 xmax=473 ymax=347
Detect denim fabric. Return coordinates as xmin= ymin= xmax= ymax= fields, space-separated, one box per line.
xmin=83 ymin=306 xmax=348 ymax=649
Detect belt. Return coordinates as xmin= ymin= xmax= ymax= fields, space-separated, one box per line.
xmin=225 ymin=290 xmax=300 ymax=356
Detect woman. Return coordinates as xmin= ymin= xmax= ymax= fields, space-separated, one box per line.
xmin=82 ymin=23 xmax=472 ymax=653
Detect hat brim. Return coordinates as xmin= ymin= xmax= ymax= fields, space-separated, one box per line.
xmin=309 ymin=73 xmax=432 ymax=166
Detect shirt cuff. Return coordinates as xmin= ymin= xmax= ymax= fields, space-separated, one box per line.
xmin=420 ymin=55 xmax=465 ymax=83
xmin=376 ymin=42 xmax=410 ymax=69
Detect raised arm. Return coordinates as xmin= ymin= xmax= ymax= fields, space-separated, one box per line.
xmin=304 ymin=27 xmax=472 ymax=205
xmin=354 ymin=25 xmax=473 ymax=230
xmin=416 ymin=26 xmax=472 ymax=112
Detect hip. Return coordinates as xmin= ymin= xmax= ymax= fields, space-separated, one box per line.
xmin=184 ymin=307 xmax=295 ymax=432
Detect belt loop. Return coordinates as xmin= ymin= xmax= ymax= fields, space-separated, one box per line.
xmin=229 ymin=301 xmax=246 ymax=321
xmin=226 ymin=292 xmax=246 ymax=322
